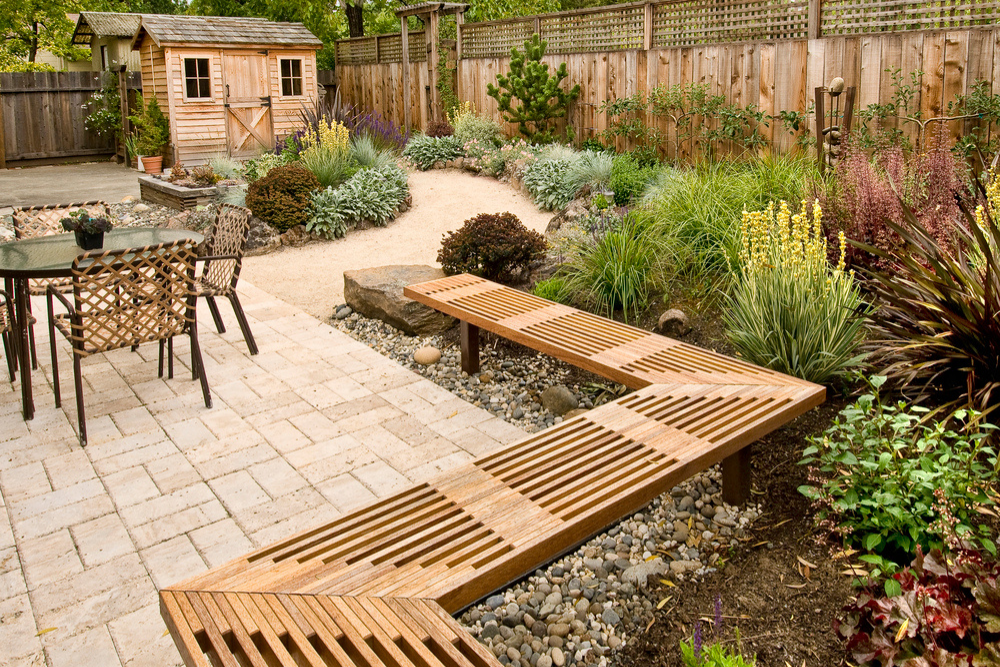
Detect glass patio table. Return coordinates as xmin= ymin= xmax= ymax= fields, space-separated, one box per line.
xmin=0 ymin=227 xmax=203 ymax=420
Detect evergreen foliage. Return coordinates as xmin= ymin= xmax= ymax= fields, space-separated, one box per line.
xmin=487 ymin=34 xmax=580 ymax=144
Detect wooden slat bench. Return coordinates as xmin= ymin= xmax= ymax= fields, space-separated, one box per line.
xmin=161 ymin=274 xmax=825 ymax=667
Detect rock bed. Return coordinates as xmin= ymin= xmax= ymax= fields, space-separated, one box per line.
xmin=458 ymin=469 xmax=760 ymax=667
xmin=330 ymin=310 xmax=763 ymax=666
xmin=330 ymin=311 xmax=600 ymax=433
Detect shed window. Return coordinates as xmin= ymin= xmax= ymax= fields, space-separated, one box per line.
xmin=280 ymin=59 xmax=302 ymax=96
xmin=184 ymin=58 xmax=211 ymax=99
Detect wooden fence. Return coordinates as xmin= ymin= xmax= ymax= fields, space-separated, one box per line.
xmin=0 ymin=71 xmax=142 ymax=168
xmin=335 ymin=0 xmax=1000 ymax=152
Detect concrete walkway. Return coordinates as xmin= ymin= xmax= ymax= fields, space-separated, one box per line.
xmin=0 ymin=282 xmax=524 ymax=667
xmin=0 ymin=162 xmax=141 ymax=213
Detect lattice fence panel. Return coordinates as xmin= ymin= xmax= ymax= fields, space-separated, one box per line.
xmin=336 ymin=38 xmax=377 ymax=64
xmin=460 ymin=18 xmax=536 ymax=58
xmin=652 ymin=0 xmax=809 ymax=47
xmin=822 ymin=0 xmax=1000 ymax=34
xmin=539 ymin=5 xmax=645 ymax=53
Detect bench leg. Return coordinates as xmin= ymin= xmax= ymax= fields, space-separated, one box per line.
xmin=460 ymin=321 xmax=480 ymax=375
xmin=722 ymin=445 xmax=752 ymax=505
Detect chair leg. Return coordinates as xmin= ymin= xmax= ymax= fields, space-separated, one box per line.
xmin=2 ymin=331 xmax=15 ymax=382
xmin=206 ymin=297 xmax=226 ymax=334
xmin=167 ymin=337 xmax=174 ymax=380
xmin=188 ymin=330 xmax=212 ymax=409
xmin=47 ymin=296 xmax=61 ymax=408
xmin=72 ymin=352 xmax=87 ymax=446
xmin=28 ymin=314 xmax=38 ymax=370
xmin=228 ymin=292 xmax=258 ymax=356
xmin=158 ymin=340 xmax=165 ymax=378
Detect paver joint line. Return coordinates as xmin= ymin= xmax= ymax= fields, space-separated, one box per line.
xmin=160 ymin=274 xmax=825 ymax=667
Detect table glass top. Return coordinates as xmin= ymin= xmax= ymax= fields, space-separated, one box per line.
xmin=0 ymin=228 xmax=204 ymax=278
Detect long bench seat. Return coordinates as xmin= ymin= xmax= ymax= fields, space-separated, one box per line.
xmin=161 ymin=274 xmax=825 ymax=667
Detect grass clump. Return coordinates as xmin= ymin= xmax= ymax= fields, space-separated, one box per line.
xmin=532 ymin=276 xmax=572 ymax=304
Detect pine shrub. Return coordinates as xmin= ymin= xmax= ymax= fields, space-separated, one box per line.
xmin=245 ymin=164 xmax=321 ymax=232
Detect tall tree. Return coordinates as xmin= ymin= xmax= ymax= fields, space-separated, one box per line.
xmin=0 ymin=0 xmax=84 ymax=63
xmin=345 ymin=1 xmax=363 ymax=37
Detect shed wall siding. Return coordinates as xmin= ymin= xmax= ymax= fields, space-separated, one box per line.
xmin=165 ymin=46 xmax=228 ymax=164
xmin=268 ymin=49 xmax=318 ymax=142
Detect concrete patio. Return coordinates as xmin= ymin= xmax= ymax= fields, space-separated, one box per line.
xmin=0 ymin=283 xmax=525 ymax=667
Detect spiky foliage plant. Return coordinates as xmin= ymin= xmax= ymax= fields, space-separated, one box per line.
xmin=724 ymin=200 xmax=867 ymax=384
xmin=860 ymin=168 xmax=1000 ymax=418
xmin=486 ymin=35 xmax=580 ymax=144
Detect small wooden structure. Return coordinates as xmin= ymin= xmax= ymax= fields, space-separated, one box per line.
xmin=72 ymin=12 xmax=144 ymax=72
xmin=131 ymin=14 xmax=321 ymax=166
xmin=395 ymin=2 xmax=467 ymax=133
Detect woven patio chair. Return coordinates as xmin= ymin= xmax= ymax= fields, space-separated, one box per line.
xmin=46 ymin=240 xmax=212 ymax=446
xmin=196 ymin=203 xmax=258 ymax=355
xmin=11 ymin=200 xmax=111 ymax=369
xmin=0 ymin=289 xmax=16 ymax=382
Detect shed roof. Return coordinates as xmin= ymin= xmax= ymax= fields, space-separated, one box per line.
xmin=72 ymin=12 xmax=142 ymax=45
xmin=131 ymin=14 xmax=322 ymax=50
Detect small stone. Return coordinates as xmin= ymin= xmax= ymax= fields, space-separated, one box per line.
xmin=600 ymin=609 xmax=620 ymax=626
xmin=487 ymin=595 xmax=506 ymax=610
xmin=537 ymin=655 xmax=553 ymax=667
xmin=669 ymin=560 xmax=701 ymax=574
xmin=830 ymin=76 xmax=846 ymax=93
xmin=482 ymin=623 xmax=501 ymax=640
xmin=121 ymin=195 xmax=137 ymax=203
xmin=551 ymin=647 xmax=566 ymax=666
xmin=506 ymin=648 xmax=521 ymax=662
xmin=479 ymin=371 xmax=494 ymax=383
xmin=607 ymin=636 xmax=622 ymax=650
xmin=700 ymin=505 xmax=716 ymax=519
xmin=134 ymin=203 xmax=151 ymax=213
xmin=548 ymin=623 xmax=571 ymax=638
xmin=414 ymin=346 xmax=442 ymax=365
xmin=335 ymin=306 xmax=353 ymax=320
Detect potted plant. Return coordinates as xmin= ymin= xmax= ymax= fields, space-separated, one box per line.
xmin=60 ymin=209 xmax=114 ymax=250
xmin=128 ymin=96 xmax=170 ymax=174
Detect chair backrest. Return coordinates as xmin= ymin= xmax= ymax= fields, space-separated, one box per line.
xmin=202 ymin=204 xmax=252 ymax=293
xmin=68 ymin=241 xmax=197 ymax=354
xmin=12 ymin=201 xmax=111 ymax=239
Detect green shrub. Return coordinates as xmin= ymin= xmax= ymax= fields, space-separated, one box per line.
xmin=438 ymin=212 xmax=547 ymax=283
xmin=337 ymin=164 xmax=409 ymax=227
xmin=609 ymin=153 xmax=656 ymax=206
xmin=403 ymin=135 xmax=463 ymax=170
xmin=451 ymin=104 xmax=503 ymax=147
xmin=245 ymin=164 xmax=321 ymax=232
xmin=532 ymin=277 xmax=571 ymax=304
xmin=128 ymin=96 xmax=170 ymax=156
xmin=244 ymin=153 xmax=289 ymax=182
xmin=643 ymin=155 xmax=815 ymax=282
xmin=562 ymin=213 xmax=662 ymax=320
xmin=724 ymin=200 xmax=866 ymax=384
xmin=523 ymin=159 xmax=578 ymax=211
xmin=426 ymin=120 xmax=454 ymax=138
xmin=350 ymin=135 xmax=396 ymax=171
xmin=799 ymin=377 xmax=999 ymax=572
xmin=306 ymin=187 xmax=349 ymax=239
xmin=299 ymin=142 xmax=356 ymax=188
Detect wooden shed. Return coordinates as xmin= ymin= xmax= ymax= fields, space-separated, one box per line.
xmin=131 ymin=14 xmax=321 ymax=166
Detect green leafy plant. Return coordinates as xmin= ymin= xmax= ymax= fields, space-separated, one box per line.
xmin=679 ymin=597 xmax=757 ymax=666
xmin=403 ymin=134 xmax=463 ymax=170
xmin=486 ymin=34 xmax=580 ymax=144
xmin=799 ymin=377 xmax=998 ymax=571
xmin=436 ymin=48 xmax=460 ymax=119
xmin=532 ymin=276 xmax=571 ymax=304
xmin=243 ymin=152 xmax=290 ymax=182
xmin=127 ymin=95 xmax=170 ymax=157
xmin=599 ymin=91 xmax=662 ymax=157
xmin=335 ymin=164 xmax=409 ymax=227
xmin=450 ymin=102 xmax=503 ymax=147
xmin=306 ymin=187 xmax=349 ymax=239
xmin=835 ymin=547 xmax=1000 ymax=666
xmin=725 ymin=199 xmax=866 ymax=384
xmin=566 ymin=150 xmax=613 ymax=194
xmin=84 ymin=69 xmax=122 ymax=140
xmin=438 ymin=212 xmax=547 ymax=283
xmin=523 ymin=158 xmax=578 ymax=211
xmin=860 ymin=170 xmax=1000 ymax=419
xmin=562 ymin=213 xmax=662 ymax=321
xmin=609 ymin=153 xmax=657 ymax=206
xmin=245 ymin=163 xmax=321 ymax=232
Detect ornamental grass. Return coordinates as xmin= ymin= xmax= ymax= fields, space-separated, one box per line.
xmin=724 ymin=200 xmax=867 ymax=385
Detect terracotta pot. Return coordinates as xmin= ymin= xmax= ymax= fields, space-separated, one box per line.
xmin=141 ymin=155 xmax=163 ymax=174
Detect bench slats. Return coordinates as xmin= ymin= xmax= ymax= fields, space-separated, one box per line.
xmin=162 ymin=274 xmax=825 ymax=667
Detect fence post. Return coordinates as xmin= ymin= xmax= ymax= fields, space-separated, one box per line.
xmin=401 ymin=18 xmax=411 ymax=134
xmin=429 ymin=9 xmax=440 ymax=121
xmin=644 ymin=2 xmax=653 ymax=51
xmin=456 ymin=11 xmax=464 ymax=61
xmin=534 ymin=16 xmax=541 ymax=37
xmin=808 ymin=0 xmax=822 ymax=38
xmin=117 ymin=65 xmax=131 ymax=168
xmin=375 ymin=35 xmax=381 ymax=64
xmin=0 ymin=89 xmax=6 ymax=170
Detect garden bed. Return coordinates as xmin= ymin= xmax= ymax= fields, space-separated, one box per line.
xmin=138 ymin=174 xmax=218 ymax=210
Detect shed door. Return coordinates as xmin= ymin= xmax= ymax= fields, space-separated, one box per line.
xmin=223 ymin=52 xmax=273 ymax=158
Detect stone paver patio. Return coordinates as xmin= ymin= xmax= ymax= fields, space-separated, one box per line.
xmin=0 ymin=283 xmax=525 ymax=667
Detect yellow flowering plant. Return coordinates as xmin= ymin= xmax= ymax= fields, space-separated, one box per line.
xmin=298 ymin=115 xmax=355 ymax=188
xmin=724 ymin=199 xmax=867 ymax=384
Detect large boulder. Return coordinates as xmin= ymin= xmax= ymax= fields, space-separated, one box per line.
xmin=343 ymin=265 xmax=456 ymax=335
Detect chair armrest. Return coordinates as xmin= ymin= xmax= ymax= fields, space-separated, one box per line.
xmin=46 ymin=286 xmax=76 ymax=315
